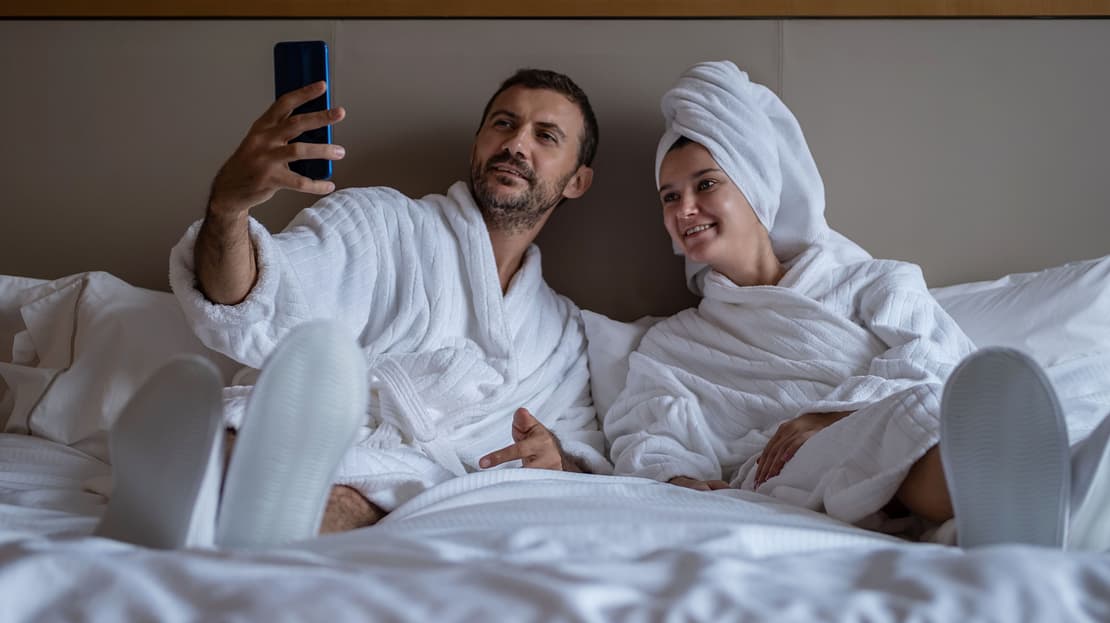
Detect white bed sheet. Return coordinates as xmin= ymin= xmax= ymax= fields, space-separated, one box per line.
xmin=1 ymin=434 xmax=1108 ymax=622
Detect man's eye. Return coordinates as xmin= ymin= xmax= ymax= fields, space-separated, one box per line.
xmin=539 ymin=132 xmax=558 ymax=143
xmin=492 ymin=119 xmax=511 ymax=128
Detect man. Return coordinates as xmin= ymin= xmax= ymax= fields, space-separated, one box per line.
xmin=97 ymin=69 xmax=610 ymax=549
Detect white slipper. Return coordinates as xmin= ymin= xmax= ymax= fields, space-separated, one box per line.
xmin=1069 ymin=414 xmax=1110 ymax=551
xmin=215 ymin=320 xmax=368 ymax=549
xmin=940 ymin=347 xmax=1069 ymax=548
xmin=95 ymin=355 xmax=223 ymax=549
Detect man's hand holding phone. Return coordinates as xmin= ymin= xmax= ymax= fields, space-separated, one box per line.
xmin=207 ymin=82 xmax=346 ymax=219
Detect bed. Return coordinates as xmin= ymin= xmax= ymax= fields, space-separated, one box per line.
xmin=2 ymin=259 xmax=1109 ymax=621
xmin=3 ymin=14 xmax=1110 ymax=621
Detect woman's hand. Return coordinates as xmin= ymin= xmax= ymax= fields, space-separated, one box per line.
xmin=668 ymin=476 xmax=730 ymax=491
xmin=755 ymin=411 xmax=853 ymax=488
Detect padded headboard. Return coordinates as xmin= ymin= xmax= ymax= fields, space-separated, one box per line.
xmin=1 ymin=19 xmax=1108 ymax=320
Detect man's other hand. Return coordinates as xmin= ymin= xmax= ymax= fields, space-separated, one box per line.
xmin=479 ymin=408 xmax=580 ymax=472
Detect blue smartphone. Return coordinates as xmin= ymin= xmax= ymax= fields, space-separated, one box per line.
xmin=273 ymin=40 xmax=332 ymax=180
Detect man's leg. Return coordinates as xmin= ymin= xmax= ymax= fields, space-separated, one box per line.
xmin=320 ymin=485 xmax=386 ymax=533
xmin=215 ymin=320 xmax=369 ymax=549
xmin=95 ymin=355 xmax=224 ymax=549
xmin=224 ymin=429 xmax=386 ymax=533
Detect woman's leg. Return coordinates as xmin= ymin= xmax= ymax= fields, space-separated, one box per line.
xmin=895 ymin=444 xmax=953 ymax=523
xmin=939 ymin=347 xmax=1069 ymax=548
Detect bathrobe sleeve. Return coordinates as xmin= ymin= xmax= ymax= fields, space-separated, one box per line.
xmin=605 ymin=345 xmax=727 ymax=484
xmin=802 ymin=261 xmax=976 ymax=414
xmin=169 ymin=188 xmax=417 ymax=367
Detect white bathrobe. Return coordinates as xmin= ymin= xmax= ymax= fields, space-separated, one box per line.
xmin=170 ymin=181 xmax=609 ymax=511
xmin=606 ymin=243 xmax=975 ymax=523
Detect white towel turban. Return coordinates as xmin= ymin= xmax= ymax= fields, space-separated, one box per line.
xmin=655 ymin=60 xmax=834 ymax=293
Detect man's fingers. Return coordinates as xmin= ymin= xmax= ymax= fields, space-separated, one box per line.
xmin=264 ymin=80 xmax=329 ymax=125
xmin=512 ymin=407 xmax=542 ymax=441
xmin=513 ymin=407 xmax=540 ymax=429
xmin=275 ymin=170 xmax=336 ymax=196
xmin=479 ymin=443 xmax=523 ymax=469
xmin=279 ymin=106 xmax=346 ymax=141
xmin=277 ymin=142 xmax=346 ymax=164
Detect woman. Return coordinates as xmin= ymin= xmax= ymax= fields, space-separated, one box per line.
xmin=605 ymin=60 xmax=969 ymax=531
xmin=605 ymin=61 xmax=1110 ymax=547
xmin=608 ymin=58 xmax=1110 ymax=546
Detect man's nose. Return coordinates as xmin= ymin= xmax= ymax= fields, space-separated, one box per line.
xmin=500 ymin=128 xmax=529 ymax=158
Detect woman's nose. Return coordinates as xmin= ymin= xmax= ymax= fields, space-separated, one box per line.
xmin=678 ymin=196 xmax=698 ymax=217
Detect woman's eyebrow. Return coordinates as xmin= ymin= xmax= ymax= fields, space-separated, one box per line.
xmin=660 ymin=168 xmax=724 ymax=192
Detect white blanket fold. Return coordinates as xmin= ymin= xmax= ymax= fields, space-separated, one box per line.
xmin=169 ymin=182 xmax=609 ymax=510
xmin=606 ymin=243 xmax=975 ymax=524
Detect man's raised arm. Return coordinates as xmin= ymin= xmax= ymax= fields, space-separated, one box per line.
xmin=195 ymin=80 xmax=346 ymax=305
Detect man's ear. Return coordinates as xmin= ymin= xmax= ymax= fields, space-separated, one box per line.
xmin=561 ymin=165 xmax=594 ymax=200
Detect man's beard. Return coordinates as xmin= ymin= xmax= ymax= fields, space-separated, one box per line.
xmin=469 ymin=154 xmax=572 ymax=233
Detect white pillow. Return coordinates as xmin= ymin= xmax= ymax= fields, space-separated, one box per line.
xmin=930 ymin=255 xmax=1110 ymax=367
xmin=583 ymin=255 xmax=1110 ymax=437
xmin=0 ymin=275 xmax=47 ymax=365
xmin=0 ymin=272 xmax=240 ymax=462
xmin=0 ymin=275 xmax=48 ymax=430
xmin=932 ymin=255 xmax=1110 ymax=439
xmin=580 ymin=310 xmax=660 ymax=420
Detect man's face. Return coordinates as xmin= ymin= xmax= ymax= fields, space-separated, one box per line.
xmin=469 ymin=86 xmax=590 ymax=233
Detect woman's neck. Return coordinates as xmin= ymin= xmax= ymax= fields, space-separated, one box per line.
xmin=716 ymin=236 xmax=784 ymax=287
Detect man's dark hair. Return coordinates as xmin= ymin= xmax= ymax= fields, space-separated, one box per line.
xmin=478 ymin=68 xmax=599 ymax=169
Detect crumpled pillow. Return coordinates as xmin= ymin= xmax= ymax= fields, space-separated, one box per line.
xmin=0 ymin=272 xmax=240 ymax=462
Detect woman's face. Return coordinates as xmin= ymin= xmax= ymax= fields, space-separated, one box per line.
xmin=658 ymin=142 xmax=766 ymax=267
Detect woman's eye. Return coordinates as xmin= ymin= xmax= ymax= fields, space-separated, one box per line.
xmin=697 ymin=179 xmax=717 ymax=191
xmin=492 ymin=119 xmax=511 ymax=128
xmin=661 ymin=192 xmax=679 ymax=203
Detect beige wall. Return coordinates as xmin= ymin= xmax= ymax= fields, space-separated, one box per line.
xmin=1 ymin=19 xmax=1108 ymax=321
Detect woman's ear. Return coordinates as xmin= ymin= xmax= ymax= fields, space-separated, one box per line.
xmin=561 ymin=165 xmax=594 ymax=200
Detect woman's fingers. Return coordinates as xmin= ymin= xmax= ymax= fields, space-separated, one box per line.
xmin=756 ymin=428 xmax=785 ymax=485
xmin=758 ymin=432 xmax=797 ymax=488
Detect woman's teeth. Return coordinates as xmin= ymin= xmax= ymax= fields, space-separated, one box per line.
xmin=684 ymin=223 xmax=714 ymax=237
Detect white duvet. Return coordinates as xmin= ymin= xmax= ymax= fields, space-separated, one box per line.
xmin=1 ymin=434 xmax=1108 ymax=622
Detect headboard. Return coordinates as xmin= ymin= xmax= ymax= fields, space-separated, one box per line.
xmin=1 ymin=18 xmax=1108 ymax=320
